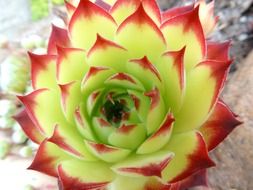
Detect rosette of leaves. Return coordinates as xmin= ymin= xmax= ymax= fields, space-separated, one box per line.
xmin=17 ymin=0 xmax=241 ymax=189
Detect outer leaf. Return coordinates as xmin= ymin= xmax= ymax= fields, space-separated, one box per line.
xmin=199 ymin=101 xmax=242 ymax=151
xmin=58 ymin=159 xmax=115 ymax=190
xmin=174 ymin=60 xmax=231 ymax=133
xmin=110 ymin=0 xmax=161 ymax=25
xmin=206 ymin=41 xmax=231 ymax=62
xmin=18 ymin=89 xmax=68 ymax=136
xmin=14 ymin=110 xmax=44 ymax=144
xmin=29 ymin=53 xmax=57 ymax=90
xmin=47 ymin=25 xmax=71 ymax=54
xmin=161 ymin=7 xmax=206 ymax=71
xmin=56 ymin=47 xmax=88 ymax=84
xmin=69 ymin=0 xmax=117 ymax=50
xmin=48 ymin=125 xmax=96 ymax=160
xmin=28 ymin=140 xmax=72 ymax=177
xmin=162 ymin=131 xmax=215 ymax=183
xmin=115 ymin=4 xmax=166 ymax=63
xmin=162 ymin=4 xmax=194 ymax=21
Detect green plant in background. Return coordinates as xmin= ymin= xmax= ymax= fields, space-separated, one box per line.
xmin=30 ymin=0 xmax=65 ymax=21
xmin=30 ymin=0 xmax=49 ymax=21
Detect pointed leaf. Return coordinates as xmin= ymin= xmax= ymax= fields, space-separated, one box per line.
xmin=112 ymin=150 xmax=174 ymax=178
xmin=200 ymin=101 xmax=242 ymax=151
xmin=28 ymin=140 xmax=72 ymax=177
xmin=18 ymin=89 xmax=68 ymax=136
xmin=162 ymin=131 xmax=215 ymax=183
xmin=137 ymin=113 xmax=174 ymax=154
xmin=161 ymin=7 xmax=206 ymax=71
xmin=174 ymin=60 xmax=232 ymax=133
xmin=115 ymin=5 xmax=166 ymax=63
xmin=110 ymin=0 xmax=161 ymax=25
xmin=58 ymin=159 xmax=115 ymax=190
xmin=69 ymin=0 xmax=117 ymax=50
xmin=85 ymin=140 xmax=131 ymax=163
xmin=56 ymin=47 xmax=88 ymax=84
xmin=14 ymin=110 xmax=44 ymax=144
xmin=29 ymin=53 xmax=57 ymax=90
xmin=47 ymin=25 xmax=71 ymax=54
xmin=108 ymin=123 xmax=146 ymax=149
xmin=87 ymin=34 xmax=128 ymax=72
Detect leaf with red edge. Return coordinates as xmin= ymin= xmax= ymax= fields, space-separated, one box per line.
xmin=207 ymin=41 xmax=231 ymax=62
xmin=115 ymin=4 xmax=166 ymax=63
xmin=13 ymin=110 xmax=44 ymax=144
xmin=47 ymin=25 xmax=71 ymax=54
xmin=162 ymin=4 xmax=194 ymax=22
xmin=28 ymin=52 xmax=57 ymax=90
xmin=161 ymin=6 xmax=206 ymax=71
xmin=28 ymin=140 xmax=72 ymax=177
xmin=58 ymin=159 xmax=115 ymax=190
xmin=162 ymin=131 xmax=215 ymax=183
xmin=174 ymin=59 xmax=232 ymax=133
xmin=112 ymin=150 xmax=174 ymax=178
xmin=110 ymin=0 xmax=161 ymax=25
xmin=175 ymin=169 xmax=208 ymax=190
xmin=200 ymin=101 xmax=242 ymax=151
xmin=69 ymin=0 xmax=117 ymax=50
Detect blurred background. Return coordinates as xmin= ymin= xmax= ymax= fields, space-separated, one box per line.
xmin=0 ymin=0 xmax=252 ymax=189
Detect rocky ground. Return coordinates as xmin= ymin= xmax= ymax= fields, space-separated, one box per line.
xmin=0 ymin=0 xmax=252 ymax=190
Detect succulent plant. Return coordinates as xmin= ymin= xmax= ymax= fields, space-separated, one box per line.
xmin=17 ymin=0 xmax=241 ymax=189
xmin=0 ymin=54 xmax=30 ymax=94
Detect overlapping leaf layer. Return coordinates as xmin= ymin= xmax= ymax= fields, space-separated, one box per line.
xmin=17 ymin=0 xmax=241 ymax=189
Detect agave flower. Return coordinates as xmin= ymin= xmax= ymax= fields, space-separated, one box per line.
xmin=16 ymin=0 xmax=241 ymax=189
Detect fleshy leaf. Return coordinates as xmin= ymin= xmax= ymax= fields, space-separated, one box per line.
xmin=48 ymin=25 xmax=71 ymax=54
xmin=162 ymin=131 xmax=215 ymax=183
xmin=197 ymin=0 xmax=218 ymax=35
xmin=162 ymin=4 xmax=194 ymax=21
xmin=112 ymin=150 xmax=174 ymax=178
xmin=81 ymin=66 xmax=115 ymax=95
xmin=158 ymin=47 xmax=186 ymax=112
xmin=29 ymin=53 xmax=57 ymax=90
xmin=74 ymin=105 xmax=97 ymax=141
xmin=58 ymin=159 xmax=115 ymax=190
xmin=174 ymin=60 xmax=231 ymax=133
xmin=56 ymin=47 xmax=88 ymax=84
xmin=85 ymin=140 xmax=131 ymax=163
xmin=137 ymin=113 xmax=174 ymax=154
xmin=108 ymin=123 xmax=146 ymax=149
xmin=59 ymin=81 xmax=82 ymax=123
xmin=48 ymin=124 xmax=97 ymax=161
xmin=69 ymin=0 xmax=117 ymax=50
xmin=207 ymin=41 xmax=231 ymax=62
xmin=115 ymin=4 xmax=166 ymax=63
xmin=110 ymin=0 xmax=161 ymax=25
xmin=144 ymin=87 xmax=166 ymax=135
xmin=87 ymin=34 xmax=128 ymax=72
xmin=28 ymin=140 xmax=72 ymax=177
xmin=18 ymin=89 xmax=68 ymax=136
xmin=14 ymin=110 xmax=44 ymax=144
xmin=199 ymin=101 xmax=242 ymax=151
xmin=161 ymin=7 xmax=206 ymax=71
xmin=127 ymin=56 xmax=162 ymax=91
